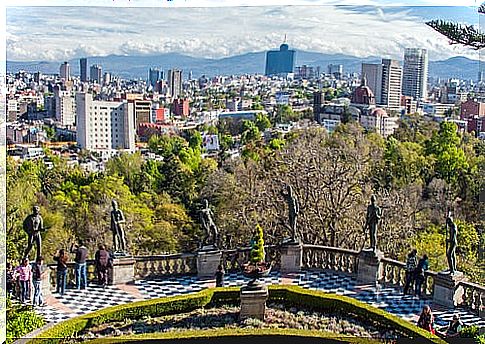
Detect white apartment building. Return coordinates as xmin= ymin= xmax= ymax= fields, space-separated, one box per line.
xmin=76 ymin=93 xmax=135 ymax=154
xmin=362 ymin=59 xmax=402 ymax=111
xmin=360 ymin=108 xmax=399 ymax=137
xmin=55 ymin=89 xmax=76 ymax=126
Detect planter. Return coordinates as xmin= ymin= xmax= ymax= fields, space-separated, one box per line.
xmin=242 ymin=262 xmax=272 ymax=290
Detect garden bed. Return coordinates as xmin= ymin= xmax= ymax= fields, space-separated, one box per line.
xmin=75 ymin=303 xmax=399 ymax=341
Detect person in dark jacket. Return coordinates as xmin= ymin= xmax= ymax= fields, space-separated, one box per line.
xmin=32 ymin=256 xmax=46 ymax=306
xmin=70 ymin=241 xmax=88 ymax=290
xmin=95 ymin=244 xmax=110 ymax=288
xmin=215 ymin=265 xmax=225 ymax=287
xmin=53 ymin=249 xmax=69 ymax=296
xmin=414 ymin=254 xmax=429 ymax=298
xmin=403 ymin=249 xmax=418 ymax=295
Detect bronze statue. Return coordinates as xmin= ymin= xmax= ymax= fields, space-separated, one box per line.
xmin=23 ymin=206 xmax=45 ymax=260
xmin=446 ymin=213 xmax=458 ymax=274
xmin=364 ymin=195 xmax=382 ymax=252
xmin=110 ymin=200 xmax=127 ymax=253
xmin=200 ymin=199 xmax=219 ymax=249
xmin=285 ymin=184 xmax=300 ymax=243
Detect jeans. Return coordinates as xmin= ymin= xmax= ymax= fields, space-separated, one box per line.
xmin=33 ymin=280 xmax=44 ymax=306
xmin=75 ymin=263 xmax=87 ymax=289
xmin=19 ymin=280 xmax=30 ymax=303
xmin=415 ymin=274 xmax=424 ymax=297
xmin=56 ymin=270 xmax=67 ymax=295
xmin=403 ymin=271 xmax=415 ymax=295
xmin=97 ymin=266 xmax=108 ymax=286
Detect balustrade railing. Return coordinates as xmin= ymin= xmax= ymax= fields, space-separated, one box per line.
xmin=302 ymin=245 xmax=359 ymax=274
xmin=459 ymin=281 xmax=485 ymax=316
xmin=220 ymin=245 xmax=281 ymax=273
xmin=47 ymin=260 xmax=97 ymax=290
xmin=134 ymin=253 xmax=197 ymax=279
xmin=378 ymin=258 xmax=436 ymax=298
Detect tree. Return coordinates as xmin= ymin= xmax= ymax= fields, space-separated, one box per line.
xmin=255 ymin=113 xmax=271 ymax=132
xmin=427 ymin=18 xmax=485 ymax=50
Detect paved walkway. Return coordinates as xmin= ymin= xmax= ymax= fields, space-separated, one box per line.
xmin=37 ymin=270 xmax=485 ymax=329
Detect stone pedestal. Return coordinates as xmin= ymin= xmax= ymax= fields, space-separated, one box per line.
xmin=433 ymin=271 xmax=467 ymax=308
xmin=240 ymin=285 xmax=268 ymax=320
xmin=41 ymin=270 xmax=51 ymax=297
xmin=109 ymin=256 xmax=135 ymax=285
xmin=357 ymin=249 xmax=384 ymax=284
xmin=197 ymin=249 xmax=221 ymax=278
xmin=280 ymin=243 xmax=303 ymax=273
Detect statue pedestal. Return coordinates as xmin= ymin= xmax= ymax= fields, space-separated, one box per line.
xmin=41 ymin=270 xmax=51 ymax=297
xmin=240 ymin=285 xmax=268 ymax=320
xmin=433 ymin=271 xmax=467 ymax=308
xmin=280 ymin=243 xmax=302 ymax=273
xmin=109 ymin=256 xmax=135 ymax=285
xmin=357 ymin=249 xmax=384 ymax=284
xmin=197 ymin=249 xmax=221 ymax=278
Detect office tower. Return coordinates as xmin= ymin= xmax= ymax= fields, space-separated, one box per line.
xmin=328 ymin=64 xmax=343 ymax=79
xmin=381 ymin=59 xmax=403 ymax=111
xmin=103 ymin=72 xmax=111 ymax=86
xmin=76 ymin=92 xmax=135 ymax=151
xmin=265 ymin=43 xmax=295 ymax=76
xmin=167 ymin=69 xmax=182 ymax=98
xmin=148 ymin=68 xmax=161 ymax=89
xmin=402 ymin=48 xmax=428 ymax=101
xmin=59 ymin=62 xmax=71 ymax=81
xmin=134 ymin=100 xmax=152 ymax=128
xmin=90 ymin=64 xmax=103 ymax=84
xmin=33 ymin=71 xmax=41 ymax=83
xmin=172 ymin=98 xmax=190 ymax=117
xmin=362 ymin=59 xmax=402 ymax=111
xmin=54 ymin=87 xmax=75 ymax=126
xmin=313 ymin=91 xmax=325 ymax=122
xmin=80 ymin=58 xmax=88 ymax=82
xmin=362 ymin=63 xmax=383 ymax=102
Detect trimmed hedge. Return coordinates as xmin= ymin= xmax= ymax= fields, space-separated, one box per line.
xmin=31 ymin=286 xmax=447 ymax=344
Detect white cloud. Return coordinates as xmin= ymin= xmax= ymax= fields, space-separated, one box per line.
xmin=6 ymin=6 xmax=479 ymax=62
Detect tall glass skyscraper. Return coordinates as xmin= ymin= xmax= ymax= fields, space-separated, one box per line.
xmin=402 ymin=48 xmax=428 ymax=101
xmin=265 ymin=43 xmax=295 ymax=76
xmin=80 ymin=58 xmax=88 ymax=82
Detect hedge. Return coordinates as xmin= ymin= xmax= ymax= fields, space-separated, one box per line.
xmin=30 ymin=286 xmax=447 ymax=344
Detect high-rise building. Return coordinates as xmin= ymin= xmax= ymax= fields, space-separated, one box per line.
xmin=265 ymin=43 xmax=295 ymax=76
xmin=54 ymin=87 xmax=75 ymax=126
xmin=80 ymin=58 xmax=88 ymax=82
xmin=33 ymin=71 xmax=42 ymax=83
xmin=381 ymin=59 xmax=403 ymax=111
xmin=362 ymin=59 xmax=402 ymax=111
xmin=76 ymin=92 xmax=135 ymax=152
xmin=402 ymin=48 xmax=428 ymax=101
xmin=59 ymin=62 xmax=71 ymax=81
xmin=134 ymin=100 xmax=152 ymax=128
xmin=103 ymin=72 xmax=111 ymax=86
xmin=328 ymin=64 xmax=343 ymax=79
xmin=167 ymin=69 xmax=182 ymax=98
xmin=172 ymin=98 xmax=190 ymax=117
xmin=90 ymin=64 xmax=103 ymax=84
xmin=148 ymin=68 xmax=162 ymax=89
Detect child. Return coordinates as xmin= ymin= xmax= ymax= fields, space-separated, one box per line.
xmin=215 ymin=264 xmax=225 ymax=287
xmin=32 ymin=256 xmax=46 ymax=307
xmin=15 ymin=258 xmax=32 ymax=303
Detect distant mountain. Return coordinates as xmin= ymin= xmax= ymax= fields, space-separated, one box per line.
xmin=6 ymin=51 xmax=479 ymax=81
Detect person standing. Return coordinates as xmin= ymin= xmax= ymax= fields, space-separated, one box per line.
xmin=417 ymin=305 xmax=435 ymax=334
xmin=414 ymin=254 xmax=429 ymax=298
xmin=6 ymin=263 xmax=15 ymax=298
xmin=15 ymin=258 xmax=32 ymax=303
xmin=70 ymin=241 xmax=88 ymax=290
xmin=215 ymin=265 xmax=225 ymax=287
xmin=53 ymin=249 xmax=69 ymax=296
xmin=32 ymin=256 xmax=46 ymax=307
xmin=95 ymin=244 xmax=110 ymax=287
xmin=403 ymin=249 xmax=418 ymax=295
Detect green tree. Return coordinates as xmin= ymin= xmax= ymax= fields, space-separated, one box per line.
xmin=255 ymin=113 xmax=271 ymax=132
xmin=241 ymin=120 xmax=261 ymax=144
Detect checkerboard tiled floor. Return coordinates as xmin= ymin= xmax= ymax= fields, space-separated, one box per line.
xmin=35 ymin=270 xmax=485 ymax=329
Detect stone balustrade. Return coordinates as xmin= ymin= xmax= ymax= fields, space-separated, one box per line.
xmin=381 ymin=258 xmax=436 ymax=298
xmin=460 ymin=281 xmax=485 ymax=317
xmin=134 ymin=253 xmax=197 ymax=279
xmin=48 ymin=260 xmax=97 ymax=289
xmin=302 ymin=244 xmax=359 ymax=274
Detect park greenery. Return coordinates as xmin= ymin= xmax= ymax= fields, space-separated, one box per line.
xmin=6 ymin=115 xmax=485 ymax=284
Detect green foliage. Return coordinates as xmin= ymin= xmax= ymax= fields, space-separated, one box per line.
xmin=31 ymin=286 xmax=444 ymax=344
xmin=255 ymin=113 xmax=271 ymax=132
xmin=427 ymin=19 xmax=485 ymax=50
xmin=250 ymin=225 xmax=265 ymax=263
xmin=241 ymin=120 xmax=261 ymax=144
xmin=460 ymin=325 xmax=479 ymax=338
xmin=7 ymin=299 xmax=45 ymax=344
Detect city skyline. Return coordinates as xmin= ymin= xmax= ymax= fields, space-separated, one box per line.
xmin=6 ymin=5 xmax=480 ymax=63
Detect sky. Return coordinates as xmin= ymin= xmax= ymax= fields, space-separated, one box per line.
xmin=5 ymin=3 xmax=481 ymax=62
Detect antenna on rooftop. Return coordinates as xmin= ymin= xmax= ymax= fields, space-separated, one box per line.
xmin=284 ymin=34 xmax=287 ymax=43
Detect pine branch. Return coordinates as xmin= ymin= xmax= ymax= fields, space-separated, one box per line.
xmin=426 ymin=19 xmax=485 ymax=50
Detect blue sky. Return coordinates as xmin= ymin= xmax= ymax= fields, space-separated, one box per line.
xmin=6 ymin=4 xmax=480 ymax=62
